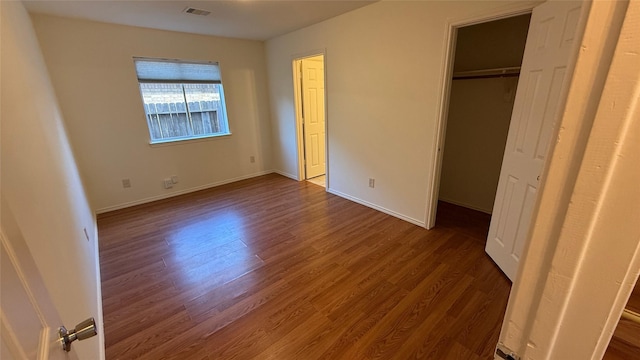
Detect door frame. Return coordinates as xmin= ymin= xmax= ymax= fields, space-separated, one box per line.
xmin=292 ymin=51 xmax=328 ymax=184
xmin=425 ymin=2 xmax=541 ymax=230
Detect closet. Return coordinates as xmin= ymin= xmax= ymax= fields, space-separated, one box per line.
xmin=438 ymin=14 xmax=531 ymax=216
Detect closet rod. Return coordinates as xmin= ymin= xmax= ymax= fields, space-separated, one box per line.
xmin=622 ymin=308 xmax=640 ymax=325
xmin=453 ymin=66 xmax=521 ymax=80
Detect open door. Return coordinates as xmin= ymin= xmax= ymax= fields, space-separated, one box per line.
xmin=486 ymin=0 xmax=582 ymax=281
xmin=1 ymin=207 xmax=97 ymax=359
xmin=300 ymin=55 xmax=326 ymax=179
xmin=497 ymin=1 xmax=638 ymax=357
xmin=293 ymin=54 xmax=328 ymax=182
xmin=1 ymin=228 xmax=74 ymax=360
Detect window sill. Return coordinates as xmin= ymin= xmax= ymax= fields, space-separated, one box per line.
xmin=149 ymin=132 xmax=231 ymax=147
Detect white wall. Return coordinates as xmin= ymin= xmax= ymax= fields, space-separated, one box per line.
xmin=30 ymin=14 xmax=273 ymax=212
xmin=1 ymin=2 xmax=103 ymax=358
xmin=266 ymin=0 xmax=537 ymax=226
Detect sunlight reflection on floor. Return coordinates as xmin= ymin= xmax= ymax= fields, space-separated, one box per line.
xmin=166 ymin=211 xmax=257 ymax=286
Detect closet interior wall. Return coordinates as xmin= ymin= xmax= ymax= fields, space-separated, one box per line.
xmin=438 ymin=14 xmax=531 ymax=214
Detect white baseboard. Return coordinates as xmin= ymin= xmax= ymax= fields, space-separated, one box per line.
xmin=272 ymin=170 xmax=299 ymax=181
xmin=95 ymin=170 xmax=275 ymax=214
xmin=95 ymin=172 xmax=430 ymax=232
xmin=437 ymin=197 xmax=493 ymax=214
xmin=326 ymin=188 xmax=427 ymax=228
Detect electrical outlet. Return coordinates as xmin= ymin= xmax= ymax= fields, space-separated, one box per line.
xmin=250 ymin=156 xmax=255 ymax=163
xmin=122 ymin=179 xmax=131 ymax=188
xmin=163 ymin=178 xmax=173 ymax=189
xmin=171 ymin=175 xmax=179 ymax=184
xmin=369 ymin=178 xmax=375 ymax=188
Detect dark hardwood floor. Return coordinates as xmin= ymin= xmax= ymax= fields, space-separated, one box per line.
xmin=98 ymin=174 xmax=511 ymax=359
xmin=604 ymin=282 xmax=640 ymax=359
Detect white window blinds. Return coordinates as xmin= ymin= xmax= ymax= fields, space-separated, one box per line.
xmin=134 ymin=58 xmax=222 ymax=84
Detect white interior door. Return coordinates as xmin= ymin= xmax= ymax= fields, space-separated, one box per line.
xmin=0 ymin=230 xmax=74 ymax=360
xmin=302 ymin=56 xmax=326 ymax=179
xmin=486 ymin=0 xmax=582 ymax=281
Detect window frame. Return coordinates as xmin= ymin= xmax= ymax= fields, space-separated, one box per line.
xmin=133 ymin=57 xmax=232 ymax=145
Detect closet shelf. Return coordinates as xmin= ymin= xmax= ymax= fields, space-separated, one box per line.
xmin=453 ymin=66 xmax=521 ymax=80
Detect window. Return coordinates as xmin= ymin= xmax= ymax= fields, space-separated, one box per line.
xmin=134 ymin=58 xmax=230 ymax=144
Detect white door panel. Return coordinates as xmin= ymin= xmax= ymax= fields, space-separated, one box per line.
xmin=486 ymin=1 xmax=582 ymax=280
xmin=302 ymin=56 xmax=326 ymax=179
xmin=0 ymin=232 xmax=73 ymax=360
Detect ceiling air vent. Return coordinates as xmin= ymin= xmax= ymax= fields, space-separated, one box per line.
xmin=183 ymin=7 xmax=211 ymax=16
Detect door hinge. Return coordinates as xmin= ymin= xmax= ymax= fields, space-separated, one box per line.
xmin=495 ymin=343 xmax=520 ymax=360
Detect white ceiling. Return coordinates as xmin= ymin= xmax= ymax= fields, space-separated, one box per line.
xmin=23 ymin=0 xmax=378 ymax=41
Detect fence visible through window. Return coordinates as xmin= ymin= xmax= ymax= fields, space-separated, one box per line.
xmin=139 ymin=83 xmax=227 ymax=142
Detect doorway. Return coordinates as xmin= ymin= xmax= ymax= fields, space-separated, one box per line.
xmin=293 ymin=54 xmax=327 ymax=187
xmin=434 ymin=14 xmax=531 ymax=247
xmin=431 ymin=1 xmax=583 ymax=281
xmin=437 ymin=14 xmax=531 ymax=217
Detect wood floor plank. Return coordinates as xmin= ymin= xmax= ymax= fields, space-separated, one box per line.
xmin=316 ymin=282 xmax=410 ymax=360
xmin=338 ymin=262 xmax=451 ymax=359
xmin=101 ymin=273 xmax=183 ymax=312
xmin=98 ymin=174 xmax=512 ymax=359
xmin=444 ymin=342 xmax=483 ymax=360
xmin=394 ymin=279 xmax=478 ymax=360
xmin=106 ymin=309 xmax=193 ymax=359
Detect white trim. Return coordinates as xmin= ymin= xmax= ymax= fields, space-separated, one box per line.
xmin=272 ymin=170 xmax=298 ymax=180
xmin=92 ymin=217 xmax=106 ymax=360
xmin=448 ymin=1 xmax=541 ymax=27
xmin=0 ymin=233 xmax=49 ymax=327
xmin=0 ymin=309 xmax=30 ymax=360
xmin=95 ymin=170 xmax=274 ymax=214
xmin=37 ymin=327 xmax=49 ymax=360
xmin=425 ymin=1 xmax=540 ymax=229
xmin=0 ymin=231 xmax=50 ymax=359
xmin=292 ymin=58 xmax=305 ymax=181
xmin=326 ymin=188 xmax=426 ymax=228
xmin=148 ymin=132 xmax=232 ymax=147
xmin=290 ymin=49 xmax=327 ymax=62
